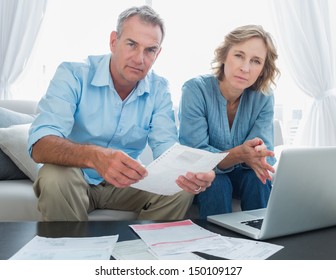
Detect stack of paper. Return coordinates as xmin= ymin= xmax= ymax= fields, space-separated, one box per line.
xmin=121 ymin=220 xmax=283 ymax=260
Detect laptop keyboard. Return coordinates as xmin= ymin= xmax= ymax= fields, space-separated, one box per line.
xmin=241 ymin=218 xmax=264 ymax=229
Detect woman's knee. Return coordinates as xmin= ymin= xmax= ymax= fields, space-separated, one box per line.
xmin=206 ymin=174 xmax=233 ymax=196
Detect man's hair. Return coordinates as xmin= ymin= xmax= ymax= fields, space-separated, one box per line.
xmin=116 ymin=5 xmax=165 ymax=43
xmin=212 ymin=25 xmax=280 ymax=94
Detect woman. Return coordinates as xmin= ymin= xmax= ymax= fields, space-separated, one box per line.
xmin=179 ymin=25 xmax=280 ymax=219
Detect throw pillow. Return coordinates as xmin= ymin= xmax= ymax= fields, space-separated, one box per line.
xmin=0 ymin=150 xmax=27 ymax=179
xmin=0 ymin=106 xmax=35 ymax=127
xmin=0 ymin=124 xmax=40 ymax=181
xmin=0 ymin=107 xmax=36 ymax=180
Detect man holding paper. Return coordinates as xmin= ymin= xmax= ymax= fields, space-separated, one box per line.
xmin=28 ymin=6 xmax=215 ymax=221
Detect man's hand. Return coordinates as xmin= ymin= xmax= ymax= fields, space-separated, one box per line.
xmin=176 ymin=170 xmax=215 ymax=194
xmin=93 ymin=148 xmax=148 ymax=188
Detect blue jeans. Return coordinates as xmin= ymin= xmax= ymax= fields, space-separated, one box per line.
xmin=196 ymin=165 xmax=272 ymax=219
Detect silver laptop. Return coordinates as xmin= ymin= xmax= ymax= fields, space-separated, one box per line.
xmin=207 ymin=147 xmax=336 ymax=240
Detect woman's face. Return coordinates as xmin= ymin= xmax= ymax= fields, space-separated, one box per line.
xmin=223 ymin=37 xmax=267 ymax=92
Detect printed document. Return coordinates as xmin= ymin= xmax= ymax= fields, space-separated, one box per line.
xmin=129 ymin=220 xmax=231 ymax=256
xmin=111 ymin=239 xmax=204 ymax=260
xmin=132 ymin=144 xmax=228 ymax=195
xmin=129 ymin=220 xmax=283 ymax=260
xmin=9 ymin=235 xmax=118 ymax=260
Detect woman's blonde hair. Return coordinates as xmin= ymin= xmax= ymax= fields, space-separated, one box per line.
xmin=212 ymin=25 xmax=280 ymax=94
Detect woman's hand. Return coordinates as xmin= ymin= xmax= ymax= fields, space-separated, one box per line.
xmin=241 ymin=138 xmax=275 ymax=184
xmin=176 ymin=170 xmax=215 ymax=194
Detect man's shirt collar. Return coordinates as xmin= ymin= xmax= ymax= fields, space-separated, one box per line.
xmin=90 ymin=54 xmax=150 ymax=97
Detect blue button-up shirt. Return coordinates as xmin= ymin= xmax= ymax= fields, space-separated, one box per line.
xmin=178 ymin=74 xmax=275 ymax=174
xmin=28 ymin=54 xmax=178 ymax=184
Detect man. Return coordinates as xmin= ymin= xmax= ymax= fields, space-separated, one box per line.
xmin=28 ymin=5 xmax=215 ymax=221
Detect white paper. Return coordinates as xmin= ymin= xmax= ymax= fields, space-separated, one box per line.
xmin=132 ymin=144 xmax=228 ymax=195
xmin=10 ymin=235 xmax=119 ymax=260
xmin=130 ymin=220 xmax=231 ymax=256
xmin=200 ymin=236 xmax=284 ymax=260
xmin=130 ymin=220 xmax=283 ymax=260
xmin=111 ymin=239 xmax=204 ymax=260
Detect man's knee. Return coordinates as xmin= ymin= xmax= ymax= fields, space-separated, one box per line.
xmin=174 ymin=191 xmax=194 ymax=210
xmin=34 ymin=164 xmax=90 ymax=221
xmin=34 ymin=164 xmax=84 ymax=197
xmin=38 ymin=163 xmax=79 ymax=180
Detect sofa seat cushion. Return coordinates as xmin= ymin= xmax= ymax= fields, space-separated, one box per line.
xmin=0 ymin=180 xmax=42 ymax=221
xmin=88 ymin=209 xmax=138 ymax=221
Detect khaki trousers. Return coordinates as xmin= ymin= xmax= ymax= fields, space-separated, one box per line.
xmin=33 ymin=164 xmax=194 ymax=221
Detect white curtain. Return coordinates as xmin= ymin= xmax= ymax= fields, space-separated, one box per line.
xmin=270 ymin=0 xmax=336 ymax=146
xmin=0 ymin=0 xmax=47 ymax=100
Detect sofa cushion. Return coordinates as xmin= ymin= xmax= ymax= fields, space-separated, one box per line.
xmin=0 ymin=106 xmax=35 ymax=127
xmin=0 ymin=124 xmax=40 ymax=181
xmin=0 ymin=107 xmax=36 ymax=180
xmin=0 ymin=150 xmax=27 ymax=180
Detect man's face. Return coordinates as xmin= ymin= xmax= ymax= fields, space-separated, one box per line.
xmin=109 ymin=15 xmax=162 ymax=87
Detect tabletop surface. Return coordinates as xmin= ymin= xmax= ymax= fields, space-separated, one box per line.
xmin=1 ymin=220 xmax=336 ymax=260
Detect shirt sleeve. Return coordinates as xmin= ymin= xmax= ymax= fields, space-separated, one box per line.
xmin=147 ymin=80 xmax=178 ymax=159
xmin=28 ymin=62 xmax=80 ymax=155
xmin=244 ymin=92 xmax=275 ymax=166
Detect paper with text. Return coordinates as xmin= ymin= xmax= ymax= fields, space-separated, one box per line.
xmin=199 ymin=236 xmax=283 ymax=260
xmin=130 ymin=220 xmax=230 ymax=256
xmin=129 ymin=220 xmax=283 ymax=259
xmin=111 ymin=239 xmax=204 ymax=260
xmin=9 ymin=235 xmax=118 ymax=260
xmin=132 ymin=144 xmax=228 ymax=195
